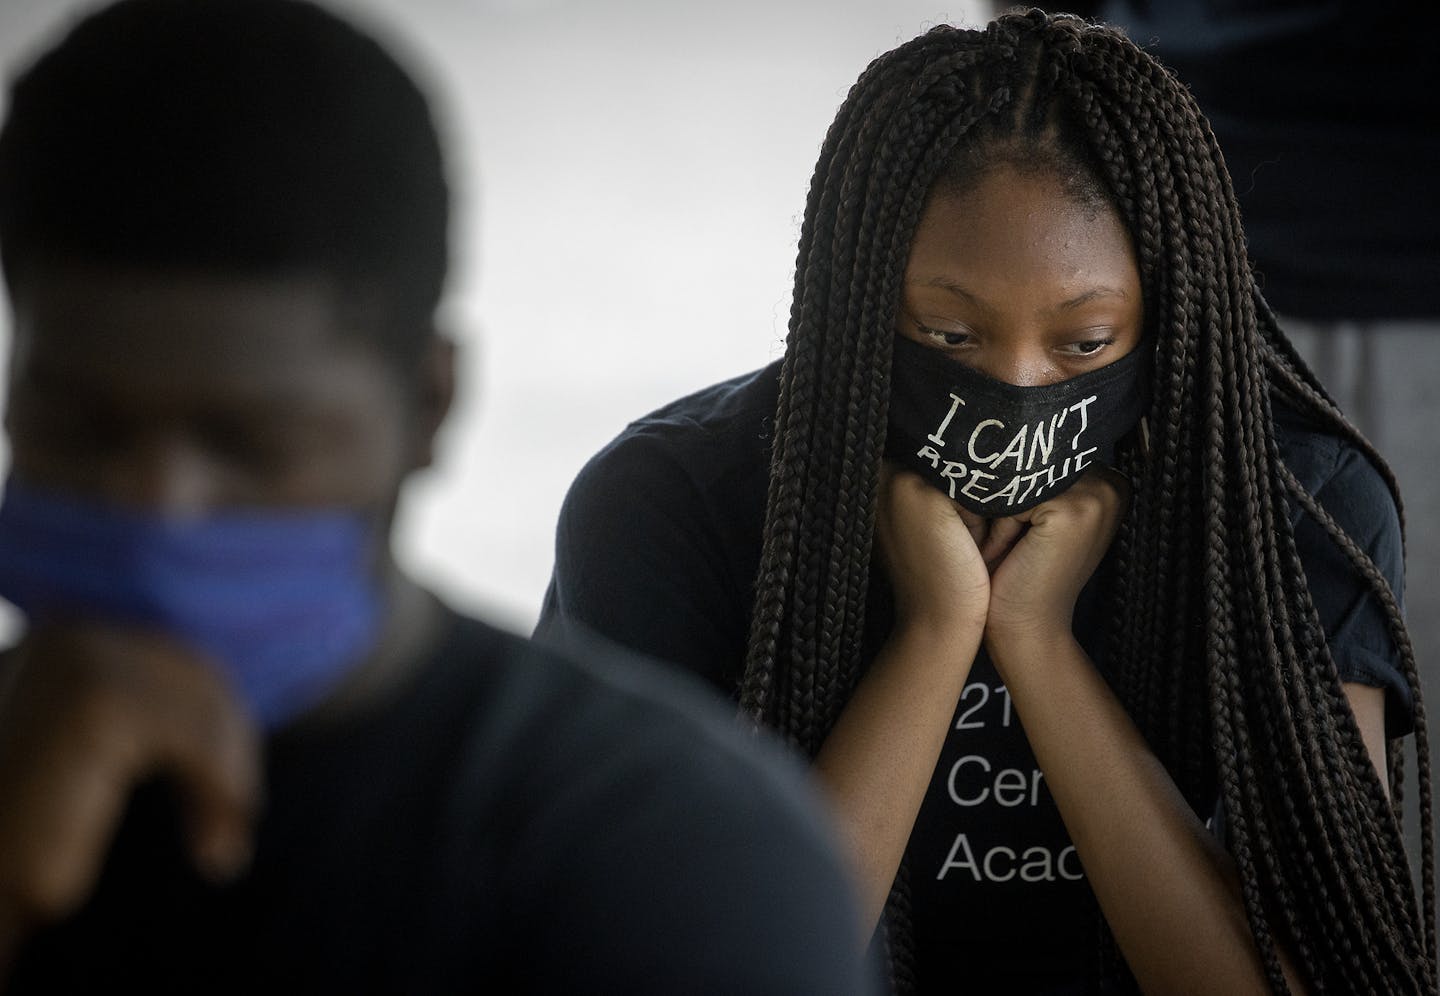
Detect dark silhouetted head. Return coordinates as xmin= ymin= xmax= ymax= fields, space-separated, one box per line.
xmin=0 ymin=0 xmax=450 ymax=365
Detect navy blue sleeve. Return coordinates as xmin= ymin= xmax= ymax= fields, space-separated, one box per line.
xmin=1287 ymin=435 xmax=1414 ymax=735
xmin=536 ymin=428 xmax=750 ymax=698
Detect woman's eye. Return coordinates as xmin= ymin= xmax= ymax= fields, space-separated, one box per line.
xmin=1058 ymin=339 xmax=1114 ymax=357
xmin=921 ymin=326 xmax=972 ymax=348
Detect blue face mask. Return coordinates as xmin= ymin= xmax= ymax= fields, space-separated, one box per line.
xmin=0 ymin=477 xmax=384 ymax=730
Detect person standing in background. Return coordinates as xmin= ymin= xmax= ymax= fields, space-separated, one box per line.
xmin=1009 ymin=0 xmax=1440 ymax=891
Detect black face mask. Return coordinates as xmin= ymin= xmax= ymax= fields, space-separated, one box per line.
xmin=884 ymin=334 xmax=1150 ymax=516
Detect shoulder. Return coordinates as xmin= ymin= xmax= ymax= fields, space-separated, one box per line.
xmin=1273 ymin=407 xmax=1403 ymax=577
xmin=440 ymin=612 xmax=877 ymax=994
xmin=1274 ymin=408 xmax=1399 ymax=523
xmin=538 ymin=363 xmax=780 ymax=690
xmin=549 ymin=360 xmax=779 ymax=587
xmin=1272 ymin=408 xmax=1412 ymax=732
xmin=563 ymin=360 xmax=782 ymax=510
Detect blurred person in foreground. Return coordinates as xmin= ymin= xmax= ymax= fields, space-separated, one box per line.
xmin=0 ymin=1 xmax=875 ymax=992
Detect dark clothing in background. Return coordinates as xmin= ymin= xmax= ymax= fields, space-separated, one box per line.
xmin=537 ymin=359 xmax=1411 ymax=992
xmin=1067 ymin=0 xmax=1440 ymax=915
xmin=9 ymin=605 xmax=879 ymax=996
xmin=1085 ymin=0 xmax=1439 ymax=319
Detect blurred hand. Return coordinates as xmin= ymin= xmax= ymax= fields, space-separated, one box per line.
xmin=0 ymin=623 xmax=262 ymax=977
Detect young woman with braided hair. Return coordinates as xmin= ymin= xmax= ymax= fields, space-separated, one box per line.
xmin=539 ymin=8 xmax=1434 ymax=993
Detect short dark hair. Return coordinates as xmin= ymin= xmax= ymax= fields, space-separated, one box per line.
xmin=0 ymin=0 xmax=450 ymax=363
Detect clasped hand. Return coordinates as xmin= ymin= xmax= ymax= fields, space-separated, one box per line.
xmin=876 ymin=463 xmax=1131 ymax=644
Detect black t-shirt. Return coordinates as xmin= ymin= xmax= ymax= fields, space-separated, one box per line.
xmin=1088 ymin=0 xmax=1440 ymax=319
xmin=537 ymin=359 xmax=1413 ymax=993
xmin=8 ymin=606 xmax=881 ymax=995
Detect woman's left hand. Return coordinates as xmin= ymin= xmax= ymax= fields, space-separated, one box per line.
xmin=983 ymin=467 xmax=1131 ymax=642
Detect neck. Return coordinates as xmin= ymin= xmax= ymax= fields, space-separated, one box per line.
xmin=283 ymin=556 xmax=446 ymax=733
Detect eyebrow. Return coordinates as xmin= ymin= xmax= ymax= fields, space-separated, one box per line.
xmin=919 ymin=276 xmax=993 ymax=313
xmin=922 ymin=276 xmax=978 ymax=297
xmin=916 ymin=276 xmax=1129 ymax=313
xmin=1054 ymin=287 xmax=1130 ymax=311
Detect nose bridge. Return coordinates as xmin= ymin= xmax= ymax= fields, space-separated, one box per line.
xmin=102 ymin=428 xmax=217 ymax=517
xmin=975 ymin=339 xmax=1057 ymax=388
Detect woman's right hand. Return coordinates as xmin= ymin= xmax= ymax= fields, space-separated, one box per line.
xmin=875 ymin=463 xmax=991 ymax=637
xmin=812 ymin=465 xmax=990 ymax=931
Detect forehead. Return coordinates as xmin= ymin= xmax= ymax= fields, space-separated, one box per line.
xmin=908 ymin=167 xmax=1138 ymax=295
xmin=7 ymin=266 xmax=389 ymax=400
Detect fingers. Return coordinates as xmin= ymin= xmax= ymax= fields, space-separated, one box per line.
xmin=0 ymin=706 xmax=138 ymax=923
xmin=173 ymin=720 xmax=262 ymax=886
xmin=1023 ymin=467 xmax=1130 ymax=530
xmin=953 ymin=504 xmax=991 ymax=553
xmin=880 ymin=462 xmax=952 ymax=519
xmin=983 ymin=468 xmax=1131 ymax=638
xmin=878 ymin=467 xmax=982 ymax=561
xmin=139 ymin=649 xmax=263 ymax=885
xmin=0 ymin=625 xmax=262 ymax=934
xmin=977 ymin=516 xmax=1025 ymax=573
xmin=875 ymin=464 xmax=990 ymax=632
xmin=877 ymin=465 xmax=1131 ymax=645
xmin=1096 ymin=463 xmax=1134 ymax=512
xmin=902 ymin=482 xmax=1020 ymax=576
xmin=0 ymin=640 xmax=148 ymax=923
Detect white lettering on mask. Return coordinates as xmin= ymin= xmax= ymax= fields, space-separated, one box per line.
xmin=926 ymin=393 xmax=966 ymax=446
xmin=922 ymin=395 xmax=1101 ymax=508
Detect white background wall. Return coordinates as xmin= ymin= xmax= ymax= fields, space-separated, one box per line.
xmin=0 ymin=0 xmax=986 ymax=635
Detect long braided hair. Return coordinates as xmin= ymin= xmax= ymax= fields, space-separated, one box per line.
xmin=738 ymin=9 xmax=1436 ymax=993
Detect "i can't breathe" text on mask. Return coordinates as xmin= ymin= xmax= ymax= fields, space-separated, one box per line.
xmin=884 ymin=334 xmax=1151 ymax=516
